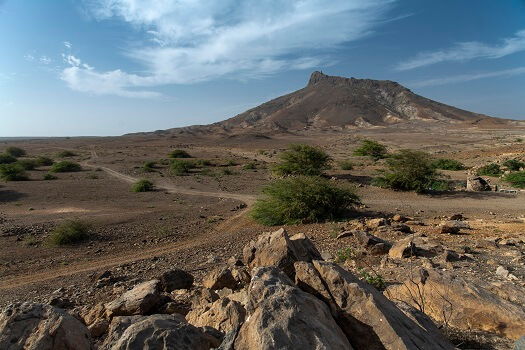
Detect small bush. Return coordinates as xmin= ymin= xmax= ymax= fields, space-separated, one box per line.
xmin=432 ymin=158 xmax=465 ymax=171
xmin=132 ymin=179 xmax=155 ymax=192
xmin=516 ymin=138 xmax=523 ymax=143
xmin=36 ymin=156 xmax=54 ymax=166
xmin=86 ymin=172 xmax=99 ymax=179
xmin=353 ymin=139 xmax=387 ymax=160
xmin=359 ymin=269 xmax=386 ymax=290
xmin=55 ymin=150 xmax=77 ymax=158
xmin=170 ymin=159 xmax=195 ymax=175
xmin=339 ymin=160 xmax=354 ymax=170
xmin=0 ymin=163 xmax=28 ymax=181
xmin=221 ymin=169 xmax=234 ymax=176
xmin=51 ymin=161 xmax=82 ymax=173
xmin=243 ymin=162 xmax=257 ymax=170
xmin=195 ymin=159 xmax=213 ymax=167
xmin=504 ymin=171 xmax=525 ymax=188
xmin=16 ymin=159 xmax=38 ymax=170
xmin=272 ymin=144 xmax=331 ymax=177
xmin=503 ymin=159 xmax=525 ymax=171
xmin=476 ymin=163 xmax=502 ymax=177
xmin=335 ymin=247 xmax=356 ymax=263
xmin=0 ymin=153 xmax=17 ymax=164
xmin=373 ymin=150 xmax=444 ymax=193
xmin=143 ymin=161 xmax=156 ymax=172
xmin=43 ymin=173 xmax=57 ymax=180
xmin=251 ymin=176 xmax=360 ymax=225
xmin=48 ymin=220 xmax=91 ymax=245
xmin=5 ymin=147 xmax=26 ymax=157
xmin=169 ymin=149 xmax=191 ymax=158
xmin=225 ymin=159 xmax=237 ymax=166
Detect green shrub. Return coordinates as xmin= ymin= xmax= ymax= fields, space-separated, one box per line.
xmin=132 ymin=179 xmax=155 ymax=192
xmin=503 ymin=159 xmax=525 ymax=171
xmin=16 ymin=159 xmax=38 ymax=170
xmin=243 ymin=162 xmax=257 ymax=170
xmin=0 ymin=153 xmax=17 ymax=164
xmin=36 ymin=156 xmax=54 ymax=166
xmin=55 ymin=150 xmax=77 ymax=158
xmin=5 ymin=146 xmax=26 ymax=157
xmin=143 ymin=161 xmax=156 ymax=172
xmin=51 ymin=161 xmax=82 ymax=173
xmin=359 ymin=269 xmax=386 ymax=290
xmin=476 ymin=163 xmax=502 ymax=177
xmin=353 ymin=139 xmax=387 ymax=160
xmin=195 ymin=159 xmax=213 ymax=167
xmin=504 ymin=171 xmax=525 ymax=188
xmin=335 ymin=247 xmax=356 ymax=263
xmin=373 ymin=150 xmax=444 ymax=193
xmin=251 ymin=176 xmax=360 ymax=226
xmin=0 ymin=163 xmax=28 ymax=181
xmin=169 ymin=149 xmax=191 ymax=158
xmin=48 ymin=220 xmax=91 ymax=245
xmin=43 ymin=173 xmax=57 ymax=180
xmin=432 ymin=158 xmax=465 ymax=171
xmin=170 ymin=159 xmax=195 ymax=175
xmin=516 ymin=138 xmax=523 ymax=143
xmin=225 ymin=159 xmax=237 ymax=166
xmin=339 ymin=160 xmax=354 ymax=170
xmin=272 ymin=144 xmax=331 ymax=176
xmin=221 ymin=169 xmax=234 ymax=176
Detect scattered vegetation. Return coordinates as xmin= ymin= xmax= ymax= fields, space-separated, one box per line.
xmin=476 ymin=163 xmax=502 ymax=177
xmin=55 ymin=150 xmax=77 ymax=158
xmin=43 ymin=173 xmax=57 ymax=180
xmin=335 ymin=246 xmax=356 ymax=263
xmin=220 ymin=169 xmax=234 ymax=176
xmin=224 ymin=159 xmax=237 ymax=166
xmin=516 ymin=138 xmax=523 ymax=143
xmin=195 ymin=159 xmax=213 ymax=167
xmin=5 ymin=146 xmax=27 ymax=157
xmin=86 ymin=172 xmax=99 ymax=179
xmin=503 ymin=159 xmax=525 ymax=171
xmin=243 ymin=162 xmax=257 ymax=170
xmin=51 ymin=161 xmax=82 ymax=173
xmin=47 ymin=220 xmax=91 ymax=246
xmin=0 ymin=163 xmax=28 ymax=181
xmin=272 ymin=144 xmax=331 ymax=177
xmin=0 ymin=153 xmax=17 ymax=164
xmin=353 ymin=139 xmax=387 ymax=160
xmin=36 ymin=156 xmax=54 ymax=166
xmin=170 ymin=159 xmax=196 ymax=175
xmin=339 ymin=160 xmax=354 ymax=170
xmin=132 ymin=179 xmax=155 ymax=192
xmin=359 ymin=269 xmax=386 ymax=290
xmin=16 ymin=159 xmax=38 ymax=170
xmin=142 ymin=161 xmax=156 ymax=172
xmin=432 ymin=158 xmax=465 ymax=171
xmin=373 ymin=150 xmax=446 ymax=193
xmin=251 ymin=176 xmax=360 ymax=225
xmin=504 ymin=171 xmax=525 ymax=188
xmin=169 ymin=149 xmax=191 ymax=158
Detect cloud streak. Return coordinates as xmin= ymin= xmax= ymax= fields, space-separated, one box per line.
xmin=408 ymin=67 xmax=525 ymax=88
xmin=61 ymin=0 xmax=397 ymax=97
xmin=396 ymin=29 xmax=525 ymax=71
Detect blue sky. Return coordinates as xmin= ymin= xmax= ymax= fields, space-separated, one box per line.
xmin=1 ymin=0 xmax=524 ymax=136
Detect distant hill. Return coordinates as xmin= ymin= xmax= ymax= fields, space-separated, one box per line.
xmin=137 ymin=71 xmax=513 ymax=137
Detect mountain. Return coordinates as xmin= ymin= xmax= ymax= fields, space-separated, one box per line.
xmin=143 ymin=71 xmax=512 ymax=137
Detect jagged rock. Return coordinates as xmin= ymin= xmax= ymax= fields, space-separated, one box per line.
xmin=438 ymin=250 xmax=460 ymax=262
xmin=366 ymin=217 xmax=389 ymax=229
xmin=88 ymin=318 xmax=109 ymax=337
xmin=203 ymin=267 xmax=237 ymax=290
xmin=389 ymin=237 xmax=416 ymax=258
xmin=191 ymin=288 xmax=219 ymax=308
xmin=105 ymin=280 xmax=161 ymax=317
xmin=496 ymin=265 xmax=510 ymax=278
xmin=467 ymin=176 xmax=491 ymax=191
xmin=298 ymin=261 xmax=454 ymax=350
xmin=391 ymin=223 xmax=411 ymax=234
xmin=187 ymin=297 xmax=246 ymax=333
xmin=0 ymin=302 xmax=91 ymax=350
xmin=336 ymin=230 xmax=354 ymax=239
xmin=231 ymin=267 xmax=251 ymax=286
xmin=354 ymin=230 xmax=390 ymax=248
xmin=101 ymin=314 xmax=214 ymax=350
xmin=392 ymin=214 xmax=407 ymax=222
xmin=386 ymin=268 xmax=525 ymax=340
xmin=234 ymin=266 xmax=352 ymax=349
xmin=158 ymin=268 xmax=194 ymax=292
xmin=242 ymin=228 xmax=321 ymax=278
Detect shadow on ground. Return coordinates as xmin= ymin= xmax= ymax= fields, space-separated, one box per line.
xmin=0 ymin=189 xmax=27 ymax=203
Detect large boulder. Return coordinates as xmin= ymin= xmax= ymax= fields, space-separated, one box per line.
xmin=466 ymin=176 xmax=491 ymax=191
xmin=187 ymin=297 xmax=246 ymax=333
xmin=158 ymin=268 xmax=194 ymax=292
xmin=101 ymin=314 xmax=215 ymax=350
xmin=296 ymin=261 xmax=454 ymax=350
xmin=0 ymin=302 xmax=92 ymax=350
xmin=242 ymin=228 xmax=321 ymax=278
xmin=203 ymin=267 xmax=237 ymax=290
xmin=386 ymin=268 xmax=525 ymax=340
xmin=105 ymin=280 xmax=161 ymax=317
xmin=234 ymin=267 xmax=353 ymax=349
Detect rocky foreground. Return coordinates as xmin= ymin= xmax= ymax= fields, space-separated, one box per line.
xmin=1 ymin=227 xmax=524 ymax=349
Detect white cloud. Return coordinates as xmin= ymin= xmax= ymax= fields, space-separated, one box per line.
xmin=396 ymin=29 xmax=525 ymax=71
xmin=24 ymin=54 xmax=35 ymax=61
xmin=61 ymin=0 xmax=397 ymax=97
xmin=63 ymin=41 xmax=72 ymax=49
xmin=408 ymin=67 xmax=525 ymax=88
xmin=40 ymin=55 xmax=52 ymax=64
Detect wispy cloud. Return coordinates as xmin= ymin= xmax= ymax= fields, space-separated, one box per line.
xmin=62 ymin=0 xmax=397 ymax=97
xmin=396 ymin=29 xmax=525 ymax=71
xmin=0 ymin=72 xmax=14 ymax=84
xmin=63 ymin=41 xmax=72 ymax=49
xmin=408 ymin=66 xmax=525 ymax=87
xmin=40 ymin=55 xmax=52 ymax=64
xmin=24 ymin=54 xmax=35 ymax=61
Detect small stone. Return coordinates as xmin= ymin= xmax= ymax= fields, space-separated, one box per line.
xmin=496 ymin=266 xmax=510 ymax=279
